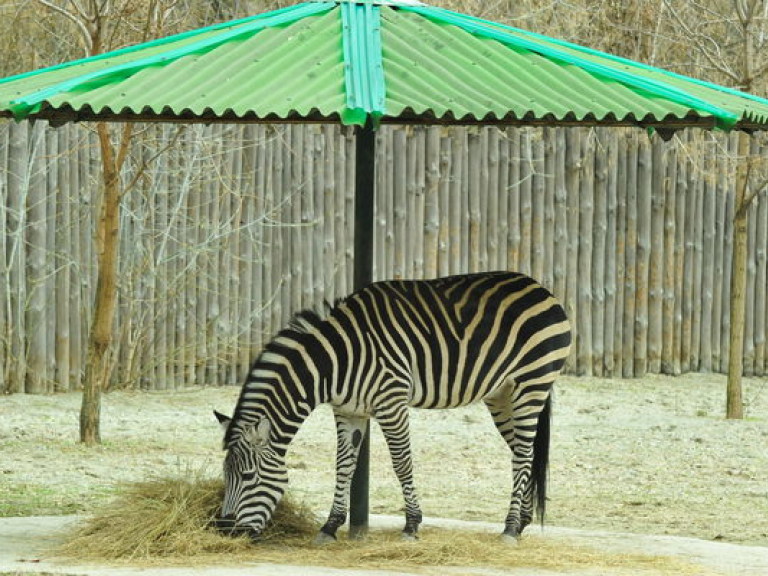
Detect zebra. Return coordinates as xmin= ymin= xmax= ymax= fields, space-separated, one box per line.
xmin=214 ymin=271 xmax=571 ymax=543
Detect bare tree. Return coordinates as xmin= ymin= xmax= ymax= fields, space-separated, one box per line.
xmin=37 ymin=0 xmax=182 ymax=443
xmin=664 ymin=0 xmax=768 ymax=418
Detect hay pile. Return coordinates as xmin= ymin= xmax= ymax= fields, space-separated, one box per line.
xmin=58 ymin=472 xmax=317 ymax=560
xmin=57 ymin=474 xmax=716 ymax=575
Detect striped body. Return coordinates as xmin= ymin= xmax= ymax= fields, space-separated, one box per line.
xmin=216 ymin=272 xmax=571 ymax=542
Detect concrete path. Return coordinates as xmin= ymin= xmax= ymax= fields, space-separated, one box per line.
xmin=1 ymin=515 xmax=767 ymax=575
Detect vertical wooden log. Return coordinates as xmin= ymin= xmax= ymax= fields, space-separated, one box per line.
xmin=622 ymin=132 xmax=638 ymax=378
xmin=228 ymin=127 xmax=244 ymax=385
xmin=439 ymin=133 xmax=452 ymax=276
xmin=592 ymin=129 xmax=608 ymax=377
xmin=0 ymin=124 xmax=7 ymax=392
xmin=323 ymin=125 xmax=337 ymax=298
xmin=553 ymin=129 xmax=568 ymax=308
xmin=300 ymin=126 xmax=315 ymax=308
xmin=424 ymin=127 xmax=440 ymax=279
xmin=278 ymin=125 xmax=292 ymax=328
xmin=690 ymin=140 xmax=705 ymax=372
xmin=334 ymin=129 xmax=354 ymax=296
xmin=45 ymin=129 xmax=57 ymax=391
xmin=460 ymin=129 xmax=470 ymax=273
xmin=518 ymin=129 xmax=533 ymax=276
xmin=744 ymin=137 xmax=762 ymax=376
xmin=290 ymin=126 xmax=304 ymax=316
xmin=613 ymin=131 xmax=628 ymax=376
xmin=437 ymin=135 xmax=451 ymax=277
xmin=25 ymin=124 xmax=48 ymax=393
xmin=393 ymin=128 xmax=408 ymax=279
xmin=673 ymin=134 xmax=688 ymax=375
xmin=380 ymin=128 xmax=393 ymax=278
xmin=754 ymin=175 xmax=767 ymax=374
xmin=312 ymin=127 xmax=326 ymax=303
xmin=170 ymin=123 xmax=185 ymax=388
xmin=577 ymin=130 xmax=594 ymax=376
xmin=648 ymin=136 xmax=666 ymax=374
xmin=634 ymin=135 xmax=652 ymax=377
xmin=720 ymin=135 xmax=735 ymax=374
xmin=238 ymin=126 xmax=256 ymax=373
xmin=497 ymin=130 xmax=510 ymax=275
xmin=507 ymin=128 xmax=521 ymax=273
xmin=54 ymin=128 xmax=72 ymax=391
xmin=467 ymin=129 xmax=482 ymax=273
xmin=564 ymin=129 xmax=581 ymax=374
xmin=187 ymin=128 xmax=204 ymax=385
xmin=531 ymin=131 xmax=546 ymax=283
xmin=252 ymin=126 xmax=268 ymax=353
xmin=151 ymin=126 xmax=168 ymax=390
xmin=486 ymin=128 xmax=500 ymax=272
xmin=603 ymin=129 xmax=619 ymax=377
xmin=344 ymin=128 xmax=356 ymax=288
xmin=745 ymin=191 xmax=757 ymax=376
xmin=7 ymin=121 xmax=28 ymax=393
xmin=263 ymin=128 xmax=278 ymax=341
xmin=680 ymin=135 xmax=696 ymax=373
xmin=661 ymin=138 xmax=678 ymax=374
xmin=69 ymin=128 xmax=83 ymax=389
xmin=541 ymin=128 xmax=555 ymax=290
xmin=700 ymin=140 xmax=717 ymax=372
xmin=712 ymin=138 xmax=729 ymax=373
xmin=411 ymin=128 xmax=426 ymax=279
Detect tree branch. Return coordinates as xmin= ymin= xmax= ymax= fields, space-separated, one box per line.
xmin=36 ymin=0 xmax=93 ymax=52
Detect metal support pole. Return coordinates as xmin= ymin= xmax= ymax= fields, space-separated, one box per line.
xmin=349 ymin=121 xmax=376 ymax=538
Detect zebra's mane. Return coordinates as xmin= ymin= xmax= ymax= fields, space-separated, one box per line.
xmin=284 ymin=299 xmax=339 ymax=334
xmin=261 ymin=298 xmax=343 ymax=356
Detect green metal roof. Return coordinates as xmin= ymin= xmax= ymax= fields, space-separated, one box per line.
xmin=2 ymin=0 xmax=768 ymax=131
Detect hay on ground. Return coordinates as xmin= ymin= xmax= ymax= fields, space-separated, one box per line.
xmin=57 ymin=474 xmax=718 ymax=575
xmin=57 ymin=473 xmax=316 ymax=560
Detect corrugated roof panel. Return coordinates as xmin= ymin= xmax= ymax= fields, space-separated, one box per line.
xmin=2 ymin=3 xmax=344 ymax=121
xmin=381 ymin=7 xmax=710 ymax=125
xmin=61 ymin=9 xmax=345 ymax=119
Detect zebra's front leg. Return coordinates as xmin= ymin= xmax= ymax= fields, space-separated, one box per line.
xmin=316 ymin=412 xmax=369 ymax=544
xmin=375 ymin=401 xmax=423 ymax=540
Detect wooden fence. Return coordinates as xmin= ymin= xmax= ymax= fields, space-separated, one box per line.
xmin=1 ymin=121 xmax=767 ymax=393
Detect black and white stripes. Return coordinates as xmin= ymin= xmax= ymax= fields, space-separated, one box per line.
xmin=216 ymin=271 xmax=571 ymax=542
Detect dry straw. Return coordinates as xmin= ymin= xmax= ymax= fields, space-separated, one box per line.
xmin=57 ymin=474 xmax=717 ymax=575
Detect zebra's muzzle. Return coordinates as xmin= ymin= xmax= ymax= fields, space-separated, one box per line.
xmin=212 ymin=515 xmax=261 ymax=542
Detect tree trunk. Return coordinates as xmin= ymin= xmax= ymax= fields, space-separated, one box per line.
xmin=80 ymin=122 xmax=126 ymax=445
xmin=726 ymin=131 xmax=750 ymax=420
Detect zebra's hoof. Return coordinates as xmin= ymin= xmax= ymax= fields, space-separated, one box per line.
xmin=313 ymin=531 xmax=337 ymax=545
xmin=400 ymin=531 xmax=419 ymax=542
xmin=499 ymin=533 xmax=519 ymax=546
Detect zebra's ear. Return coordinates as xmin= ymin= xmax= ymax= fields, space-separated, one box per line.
xmin=244 ymin=418 xmax=271 ymax=447
xmin=214 ymin=410 xmax=231 ymax=432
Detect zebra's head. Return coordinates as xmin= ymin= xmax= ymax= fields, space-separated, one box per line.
xmin=213 ymin=410 xmax=277 ymax=541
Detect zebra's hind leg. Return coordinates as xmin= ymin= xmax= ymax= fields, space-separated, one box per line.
xmin=316 ymin=412 xmax=369 ymax=544
xmin=375 ymin=401 xmax=423 ymax=540
xmin=484 ymin=379 xmax=552 ymax=542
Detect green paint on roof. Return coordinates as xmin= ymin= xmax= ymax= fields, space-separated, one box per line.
xmin=1 ymin=0 xmax=767 ymax=131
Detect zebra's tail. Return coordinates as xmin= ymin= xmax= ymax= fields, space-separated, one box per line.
xmin=532 ymin=392 xmax=552 ymax=527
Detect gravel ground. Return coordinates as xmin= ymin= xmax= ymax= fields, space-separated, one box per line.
xmin=1 ymin=373 xmax=766 ymax=547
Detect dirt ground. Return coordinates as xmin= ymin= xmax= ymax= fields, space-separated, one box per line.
xmin=1 ymin=373 xmax=767 ymax=570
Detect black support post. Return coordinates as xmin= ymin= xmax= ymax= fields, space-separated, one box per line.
xmin=349 ymin=121 xmax=376 ymax=539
